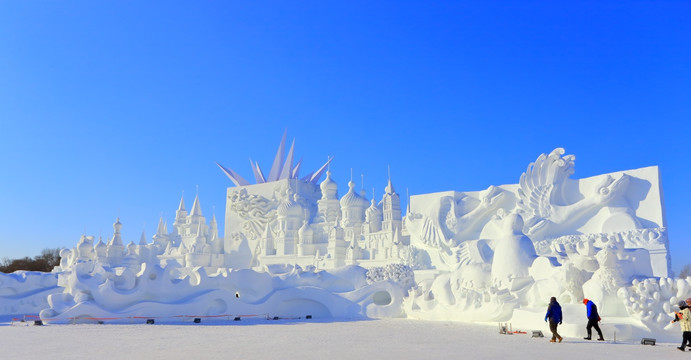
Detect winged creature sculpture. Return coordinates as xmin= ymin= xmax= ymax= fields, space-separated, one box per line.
xmin=517 ymin=148 xmax=631 ymax=240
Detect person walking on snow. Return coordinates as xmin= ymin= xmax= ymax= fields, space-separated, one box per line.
xmin=583 ymin=298 xmax=604 ymax=341
xmin=671 ymin=298 xmax=691 ymax=351
xmin=544 ymin=296 xmax=563 ymax=342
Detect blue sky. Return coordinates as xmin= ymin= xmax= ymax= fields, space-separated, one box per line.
xmin=1 ymin=1 xmax=689 ymax=272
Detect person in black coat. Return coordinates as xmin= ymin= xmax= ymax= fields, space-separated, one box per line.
xmin=544 ymin=296 xmax=563 ymax=342
xmin=583 ymin=298 xmax=604 ymax=341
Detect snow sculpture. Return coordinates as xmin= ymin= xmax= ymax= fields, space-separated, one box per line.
xmin=222 ymin=148 xmax=412 ymax=270
xmin=9 ymin=141 xmax=670 ymax=341
xmin=57 ymin=192 xmax=226 ymax=276
xmin=490 ymin=213 xmax=537 ymax=285
xmin=403 ymin=147 xmax=672 ymax=340
xmin=215 ymin=129 xmax=333 ymax=187
xmin=405 ymin=147 xmax=668 ymax=277
xmin=0 ymin=271 xmax=60 ymax=315
xmin=39 ymin=263 xmax=407 ymax=323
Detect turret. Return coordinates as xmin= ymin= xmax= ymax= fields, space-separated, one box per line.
xmin=173 ymin=194 xmax=187 ymax=234
xmin=316 ymin=171 xmax=340 ymax=224
xmin=106 ymin=218 xmax=125 ymax=266
xmin=153 ymin=216 xmax=169 ymax=246
xmin=94 ymin=237 xmax=107 ymax=260
xmin=298 ymin=220 xmax=314 ymax=256
xmin=340 ymin=180 xmax=367 ymax=228
xmin=381 ymin=179 xmax=402 ymax=233
xmin=364 ymin=199 xmax=383 ymax=233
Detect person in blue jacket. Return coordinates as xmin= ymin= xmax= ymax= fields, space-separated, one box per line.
xmin=544 ymin=296 xmax=563 ymax=342
xmin=583 ymin=298 xmax=604 ymax=341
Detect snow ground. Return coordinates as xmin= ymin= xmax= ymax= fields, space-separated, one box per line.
xmin=0 ymin=317 xmax=687 ymax=360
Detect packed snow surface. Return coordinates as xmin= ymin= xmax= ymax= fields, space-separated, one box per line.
xmin=0 ymin=318 xmax=686 ymax=360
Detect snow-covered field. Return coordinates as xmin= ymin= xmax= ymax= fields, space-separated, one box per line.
xmin=1 ymin=318 xmax=686 ymax=360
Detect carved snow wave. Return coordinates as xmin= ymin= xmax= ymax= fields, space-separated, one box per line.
xmin=0 ymin=271 xmax=61 ymax=315
xmin=37 ymin=263 xmax=406 ymax=324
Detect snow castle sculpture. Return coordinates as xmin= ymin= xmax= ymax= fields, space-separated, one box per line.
xmin=58 ymin=192 xmax=224 ymax=275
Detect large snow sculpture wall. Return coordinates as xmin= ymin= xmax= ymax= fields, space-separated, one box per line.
xmin=403 ymin=148 xmax=674 ymax=340
xmin=405 ymin=148 xmax=667 ymax=277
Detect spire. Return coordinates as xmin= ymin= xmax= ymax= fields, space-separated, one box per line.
xmin=279 ymin=138 xmax=296 ymax=180
xmin=190 ymin=191 xmax=203 ymax=217
xmin=268 ymin=129 xmax=288 ymax=182
xmin=385 ymin=179 xmax=396 ymax=195
xmin=216 ymin=162 xmax=250 ymax=187
xmin=210 ymin=208 xmax=218 ymax=238
xmin=108 ymin=217 xmax=123 ymax=247
xmin=309 ymin=156 xmax=334 ymax=184
xmin=218 ymin=131 xmax=335 ymax=185
xmin=385 ymin=167 xmax=396 ymax=193
xmin=139 ymin=229 xmax=147 ymax=245
xmin=156 ymin=216 xmax=166 ymax=236
xmin=250 ymin=158 xmax=266 ymax=184
xmin=174 ymin=192 xmax=188 ymax=227
xmin=177 ymin=193 xmax=186 ymax=212
xmin=291 ymin=158 xmax=303 ymax=179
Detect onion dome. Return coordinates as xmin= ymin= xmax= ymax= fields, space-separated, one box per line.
xmin=109 ymin=217 xmax=124 ymax=247
xmin=77 ymin=235 xmax=93 ymax=254
xmin=340 ymin=180 xmax=367 ymax=208
xmin=365 ymin=199 xmax=383 ymax=222
xmin=320 ymin=171 xmax=338 ymax=199
xmin=277 ymin=192 xmax=303 ymax=217
xmin=94 ymin=238 xmax=107 ymax=257
xmin=114 ymin=218 xmax=123 ymax=232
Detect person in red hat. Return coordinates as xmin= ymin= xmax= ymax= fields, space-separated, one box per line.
xmin=671 ymin=298 xmax=691 ymax=351
xmin=583 ymin=298 xmax=604 ymax=341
